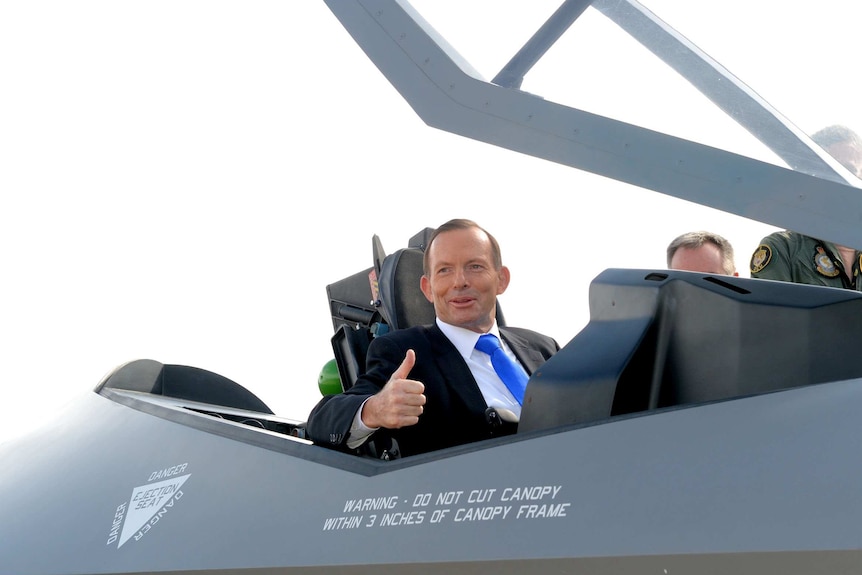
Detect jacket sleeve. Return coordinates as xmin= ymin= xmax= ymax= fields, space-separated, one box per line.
xmin=304 ymin=334 xmax=405 ymax=448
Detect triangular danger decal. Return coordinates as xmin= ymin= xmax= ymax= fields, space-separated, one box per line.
xmin=118 ymin=474 xmax=190 ymax=547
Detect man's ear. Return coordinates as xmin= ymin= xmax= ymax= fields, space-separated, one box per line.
xmin=420 ymin=275 xmax=434 ymax=302
xmin=497 ymin=266 xmax=511 ymax=294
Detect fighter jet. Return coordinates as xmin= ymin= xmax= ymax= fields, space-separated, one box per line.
xmin=2 ymin=1 xmax=862 ymax=573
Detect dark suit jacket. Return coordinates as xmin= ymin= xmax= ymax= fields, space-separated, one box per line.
xmin=305 ymin=324 xmax=559 ymax=457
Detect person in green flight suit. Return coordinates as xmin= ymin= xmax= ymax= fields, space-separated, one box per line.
xmin=749 ymin=124 xmax=862 ymax=291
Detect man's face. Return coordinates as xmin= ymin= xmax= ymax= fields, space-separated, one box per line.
xmin=420 ymin=227 xmax=509 ymax=333
xmin=670 ymin=244 xmax=736 ymax=276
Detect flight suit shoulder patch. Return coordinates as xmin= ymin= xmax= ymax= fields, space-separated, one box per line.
xmin=750 ymin=244 xmax=772 ymax=274
xmin=815 ymin=246 xmax=840 ymax=277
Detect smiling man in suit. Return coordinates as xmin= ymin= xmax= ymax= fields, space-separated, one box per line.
xmin=306 ymin=219 xmax=559 ymax=457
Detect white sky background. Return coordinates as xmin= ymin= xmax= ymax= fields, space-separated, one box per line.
xmin=1 ymin=1 xmax=860 ymax=445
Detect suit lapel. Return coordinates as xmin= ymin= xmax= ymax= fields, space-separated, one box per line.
xmin=426 ymin=325 xmax=488 ymax=411
xmin=500 ymin=328 xmax=545 ymax=374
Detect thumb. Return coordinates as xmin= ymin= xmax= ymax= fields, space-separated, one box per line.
xmin=391 ymin=349 xmax=416 ymax=381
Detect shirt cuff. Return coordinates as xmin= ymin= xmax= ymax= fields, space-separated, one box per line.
xmin=346 ymin=397 xmax=379 ymax=449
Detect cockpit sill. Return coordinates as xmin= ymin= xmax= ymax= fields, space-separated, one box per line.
xmin=96 ymin=368 xmax=836 ymax=476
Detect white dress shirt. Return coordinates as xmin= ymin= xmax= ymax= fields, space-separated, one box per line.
xmin=436 ymin=319 xmax=523 ymax=417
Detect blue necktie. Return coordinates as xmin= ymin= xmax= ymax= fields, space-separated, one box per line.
xmin=475 ymin=334 xmax=528 ymax=404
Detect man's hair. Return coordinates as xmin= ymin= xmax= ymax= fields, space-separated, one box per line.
xmin=423 ymin=218 xmax=502 ymax=274
xmin=811 ymin=124 xmax=862 ymax=150
xmin=666 ymin=230 xmax=736 ymax=275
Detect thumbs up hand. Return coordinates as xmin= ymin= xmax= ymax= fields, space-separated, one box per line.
xmin=360 ymin=349 xmax=426 ymax=429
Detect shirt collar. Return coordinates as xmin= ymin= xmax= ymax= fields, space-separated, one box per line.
xmin=436 ymin=318 xmax=500 ymax=361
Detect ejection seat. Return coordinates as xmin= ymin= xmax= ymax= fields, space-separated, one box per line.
xmin=326 ymin=228 xmax=435 ymax=394
xmin=318 ymin=228 xmax=437 ymax=459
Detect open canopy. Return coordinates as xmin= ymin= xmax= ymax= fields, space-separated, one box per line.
xmin=325 ymin=0 xmax=862 ymax=249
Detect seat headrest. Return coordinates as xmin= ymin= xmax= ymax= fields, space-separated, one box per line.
xmin=377 ymin=247 xmax=436 ymax=330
